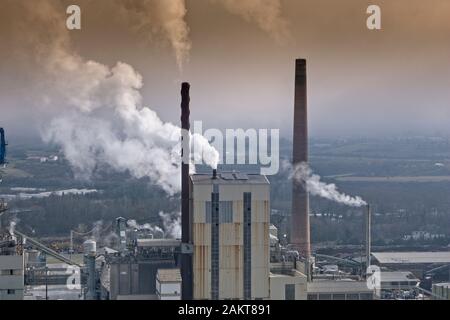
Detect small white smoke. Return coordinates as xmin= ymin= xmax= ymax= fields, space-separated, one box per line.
xmin=127 ymin=219 xmax=165 ymax=238
xmin=159 ymin=211 xmax=181 ymax=239
xmin=285 ymin=161 xmax=367 ymax=207
xmin=211 ymin=0 xmax=291 ymax=43
xmin=9 ymin=218 xmax=19 ymax=237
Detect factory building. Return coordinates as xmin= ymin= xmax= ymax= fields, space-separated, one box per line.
xmin=190 ymin=171 xmax=271 ymax=299
xmin=100 ymin=238 xmax=180 ymax=300
xmin=0 ymin=238 xmax=24 ymax=300
xmin=371 ymin=251 xmax=450 ymax=279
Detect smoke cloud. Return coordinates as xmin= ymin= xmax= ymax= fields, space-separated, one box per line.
xmin=159 ymin=211 xmax=181 ymax=239
xmin=211 ymin=0 xmax=291 ymax=43
xmin=18 ymin=0 xmax=218 ymax=195
xmin=118 ymin=0 xmax=290 ymax=68
xmin=127 ymin=213 xmax=180 ymax=239
xmin=127 ymin=219 xmax=165 ymax=238
xmin=285 ymin=161 xmax=367 ymax=207
xmin=118 ymin=0 xmax=191 ymax=70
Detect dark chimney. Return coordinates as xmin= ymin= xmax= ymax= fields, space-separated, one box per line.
xmin=180 ymin=82 xmax=193 ymax=299
xmin=291 ymin=59 xmax=311 ymax=258
xmin=212 ymin=169 xmax=217 ymax=179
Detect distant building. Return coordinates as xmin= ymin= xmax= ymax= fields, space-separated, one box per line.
xmin=371 ymin=251 xmax=450 ymax=278
xmin=156 ymin=269 xmax=182 ymax=300
xmin=307 ymin=281 xmax=374 ymax=300
xmin=0 ymin=240 xmax=24 ymax=300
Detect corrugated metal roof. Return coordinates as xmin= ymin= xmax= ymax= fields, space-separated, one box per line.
xmin=378 ymin=271 xmax=420 ymax=283
xmin=157 ymin=268 xmax=182 ymax=282
xmin=372 ymin=252 xmax=450 ymax=264
xmin=307 ymin=280 xmax=373 ymax=294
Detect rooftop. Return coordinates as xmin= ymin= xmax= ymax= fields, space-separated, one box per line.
xmin=378 ymin=271 xmax=420 ymax=283
xmin=307 ymin=280 xmax=373 ymax=294
xmin=156 ymin=268 xmax=182 ymax=282
xmin=372 ymin=252 xmax=450 ymax=264
xmin=191 ymin=172 xmax=269 ymax=185
xmin=137 ymin=239 xmax=181 ymax=247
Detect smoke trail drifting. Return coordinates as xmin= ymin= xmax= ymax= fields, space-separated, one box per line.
xmin=285 ymin=162 xmax=367 ymax=207
xmin=18 ymin=0 xmax=218 ymax=195
xmin=119 ymin=0 xmax=191 ymax=70
xmin=119 ymin=0 xmax=290 ymax=69
xmin=211 ymin=0 xmax=291 ymax=43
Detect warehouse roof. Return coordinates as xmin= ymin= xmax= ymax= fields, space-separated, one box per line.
xmin=307 ymin=281 xmax=373 ymax=294
xmin=372 ymin=252 xmax=450 ymax=264
xmin=379 ymin=271 xmax=420 ymax=283
xmin=191 ymin=172 xmax=269 ymax=185
xmin=156 ymin=268 xmax=182 ymax=282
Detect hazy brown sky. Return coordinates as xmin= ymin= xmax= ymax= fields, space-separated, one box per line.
xmin=1 ymin=0 xmax=450 ymax=140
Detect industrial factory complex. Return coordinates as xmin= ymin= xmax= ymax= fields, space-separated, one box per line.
xmin=1 ymin=59 xmax=450 ymax=301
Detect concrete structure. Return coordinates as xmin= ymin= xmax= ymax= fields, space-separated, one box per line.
xmin=156 ymin=269 xmax=182 ymax=300
xmin=100 ymin=239 xmax=179 ymax=300
xmin=291 ymin=59 xmax=310 ymax=258
xmin=190 ymin=172 xmax=270 ymax=300
xmin=0 ymin=252 xmax=24 ymax=300
xmin=307 ymin=281 xmax=374 ymax=300
xmin=432 ymin=282 xmax=450 ymax=300
xmin=269 ymin=269 xmax=307 ymax=300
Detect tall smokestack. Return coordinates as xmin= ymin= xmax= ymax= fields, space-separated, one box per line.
xmin=181 ymin=82 xmax=193 ymax=299
xmin=291 ymin=59 xmax=311 ymax=258
xmin=365 ymin=204 xmax=372 ymax=271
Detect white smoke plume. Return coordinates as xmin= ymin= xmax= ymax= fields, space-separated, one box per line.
xmin=119 ymin=0 xmax=290 ymax=68
xmin=127 ymin=219 xmax=165 ymax=238
xmin=285 ymin=161 xmax=367 ymax=207
xmin=211 ymin=0 xmax=291 ymax=43
xmin=118 ymin=0 xmax=191 ymax=70
xmin=159 ymin=211 xmax=181 ymax=239
xmin=9 ymin=218 xmax=20 ymax=238
xmin=19 ymin=0 xmax=218 ymax=195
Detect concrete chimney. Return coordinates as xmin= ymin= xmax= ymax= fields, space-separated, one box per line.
xmin=291 ymin=59 xmax=311 ymax=258
xmin=180 ymin=82 xmax=193 ymax=299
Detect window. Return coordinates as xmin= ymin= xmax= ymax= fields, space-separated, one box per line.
xmin=307 ymin=294 xmax=318 ymax=300
xmin=285 ymin=284 xmax=295 ymax=300
xmin=360 ymin=293 xmax=373 ymax=300
xmin=318 ymin=294 xmax=332 ymax=300
xmin=219 ymin=201 xmax=233 ymax=223
xmin=205 ymin=201 xmax=233 ymax=223
xmin=346 ymin=294 xmax=359 ymax=300
xmin=0 ymin=269 xmax=21 ymax=276
xmin=332 ymin=294 xmax=345 ymax=300
xmin=7 ymin=289 xmax=15 ymax=295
